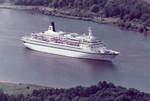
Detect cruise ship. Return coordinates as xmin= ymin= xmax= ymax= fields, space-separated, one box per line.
xmin=22 ymin=22 xmax=119 ymax=60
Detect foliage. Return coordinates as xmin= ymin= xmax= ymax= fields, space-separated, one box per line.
xmin=1 ymin=81 xmax=150 ymax=101
xmin=10 ymin=0 xmax=150 ymax=27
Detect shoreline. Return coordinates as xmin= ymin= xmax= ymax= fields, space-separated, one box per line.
xmin=0 ymin=3 xmax=150 ymax=35
xmin=1 ymin=81 xmax=150 ymax=101
xmin=0 ymin=81 xmax=50 ymax=95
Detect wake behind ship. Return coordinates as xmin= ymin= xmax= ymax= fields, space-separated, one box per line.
xmin=22 ymin=22 xmax=119 ymax=60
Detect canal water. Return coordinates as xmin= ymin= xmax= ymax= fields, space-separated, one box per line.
xmin=0 ymin=8 xmax=150 ymax=92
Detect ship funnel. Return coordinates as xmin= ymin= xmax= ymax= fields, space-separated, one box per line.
xmin=51 ymin=22 xmax=56 ymax=32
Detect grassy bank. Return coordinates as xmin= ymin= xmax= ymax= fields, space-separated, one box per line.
xmin=0 ymin=81 xmax=50 ymax=95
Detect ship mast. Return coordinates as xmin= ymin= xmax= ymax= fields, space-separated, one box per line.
xmin=88 ymin=27 xmax=93 ymax=38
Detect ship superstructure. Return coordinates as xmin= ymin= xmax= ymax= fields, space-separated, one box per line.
xmin=22 ymin=22 xmax=119 ymax=60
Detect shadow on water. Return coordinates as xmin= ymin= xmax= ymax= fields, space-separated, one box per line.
xmin=23 ymin=47 xmax=115 ymax=68
xmin=80 ymin=59 xmax=117 ymax=77
xmin=81 ymin=58 xmax=116 ymax=69
xmin=23 ymin=47 xmax=116 ymax=67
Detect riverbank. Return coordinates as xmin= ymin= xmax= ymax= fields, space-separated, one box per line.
xmin=0 ymin=3 xmax=150 ymax=35
xmin=0 ymin=81 xmax=150 ymax=101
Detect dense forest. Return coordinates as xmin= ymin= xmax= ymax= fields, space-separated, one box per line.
xmin=0 ymin=81 xmax=150 ymax=101
xmin=11 ymin=0 xmax=150 ymax=27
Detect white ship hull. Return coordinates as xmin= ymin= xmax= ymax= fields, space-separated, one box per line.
xmin=23 ymin=40 xmax=117 ymax=61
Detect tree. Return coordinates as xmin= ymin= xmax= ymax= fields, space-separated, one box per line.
xmin=90 ymin=4 xmax=99 ymax=13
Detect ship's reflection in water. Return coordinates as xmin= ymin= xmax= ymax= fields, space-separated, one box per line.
xmin=81 ymin=59 xmax=116 ymax=75
xmin=82 ymin=59 xmax=115 ymax=68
